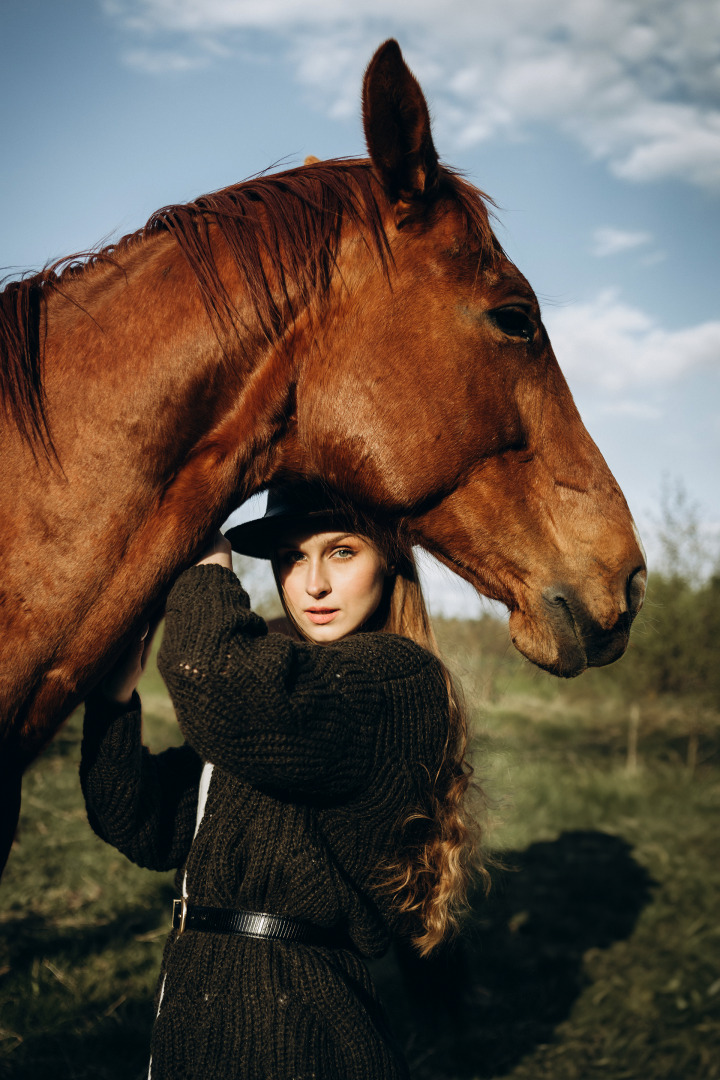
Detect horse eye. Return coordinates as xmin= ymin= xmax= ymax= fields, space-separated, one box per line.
xmin=491 ymin=307 xmax=534 ymax=342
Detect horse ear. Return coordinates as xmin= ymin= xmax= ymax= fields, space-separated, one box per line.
xmin=362 ymin=39 xmax=439 ymax=217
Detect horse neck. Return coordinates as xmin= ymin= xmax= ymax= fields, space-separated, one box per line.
xmin=42 ymin=229 xmax=297 ymax=504
xmin=0 ymin=227 xmax=299 ymax=715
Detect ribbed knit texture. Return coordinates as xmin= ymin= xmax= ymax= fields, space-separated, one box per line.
xmin=81 ymin=564 xmax=450 ymax=1079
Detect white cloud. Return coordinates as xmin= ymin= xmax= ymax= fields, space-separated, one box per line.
xmin=608 ymin=103 xmax=720 ymax=188
xmin=102 ymin=0 xmax=720 ymax=191
xmin=591 ymin=227 xmax=653 ymax=258
xmin=545 ymin=289 xmax=720 ymax=392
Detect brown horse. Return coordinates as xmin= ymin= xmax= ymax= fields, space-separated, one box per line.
xmin=0 ymin=40 xmax=645 ymax=874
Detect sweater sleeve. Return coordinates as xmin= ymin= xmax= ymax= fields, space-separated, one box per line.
xmin=157 ymin=564 xmax=383 ymax=799
xmin=80 ymin=691 xmax=202 ymax=872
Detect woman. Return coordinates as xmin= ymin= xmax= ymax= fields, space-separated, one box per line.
xmin=80 ymin=482 xmax=479 ymax=1080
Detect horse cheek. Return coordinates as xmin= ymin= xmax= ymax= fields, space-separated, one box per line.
xmin=296 ymin=385 xmax=451 ymax=511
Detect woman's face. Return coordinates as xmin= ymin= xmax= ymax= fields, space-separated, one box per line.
xmin=276 ymin=530 xmax=387 ymax=643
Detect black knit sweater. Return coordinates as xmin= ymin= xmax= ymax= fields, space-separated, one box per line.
xmin=81 ymin=564 xmax=450 ymax=1080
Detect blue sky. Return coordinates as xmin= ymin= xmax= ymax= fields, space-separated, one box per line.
xmin=2 ymin=1 xmax=718 ymax=614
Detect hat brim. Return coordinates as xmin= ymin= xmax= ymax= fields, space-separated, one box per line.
xmin=225 ymin=510 xmax=353 ymax=560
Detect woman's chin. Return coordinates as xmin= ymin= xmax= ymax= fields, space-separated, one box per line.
xmin=301 ymin=613 xmax=368 ymax=643
xmin=304 ymin=620 xmax=346 ymax=643
xmin=294 ymin=606 xmax=380 ymax=643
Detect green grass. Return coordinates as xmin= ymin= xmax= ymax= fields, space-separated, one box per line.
xmin=0 ymin=642 xmax=180 ymax=1080
xmin=1 ymin=627 xmax=719 ymax=1079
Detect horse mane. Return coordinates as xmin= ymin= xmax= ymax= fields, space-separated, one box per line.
xmin=0 ymin=159 xmax=500 ymax=456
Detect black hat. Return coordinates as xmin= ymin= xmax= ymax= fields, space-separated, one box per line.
xmin=225 ymin=482 xmax=356 ymax=560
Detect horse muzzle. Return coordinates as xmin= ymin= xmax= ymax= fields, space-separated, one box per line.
xmin=511 ymin=565 xmax=647 ymax=678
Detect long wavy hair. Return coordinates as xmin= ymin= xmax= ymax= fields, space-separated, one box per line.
xmin=270 ymin=527 xmax=485 ymax=956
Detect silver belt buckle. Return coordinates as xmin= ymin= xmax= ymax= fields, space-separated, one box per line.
xmin=173 ymin=897 xmax=188 ymax=934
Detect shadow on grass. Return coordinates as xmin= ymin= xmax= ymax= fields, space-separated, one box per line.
xmin=0 ymin=1000 xmax=155 ymax=1080
xmin=1 ymin=884 xmax=175 ymax=969
xmin=370 ymin=829 xmax=656 ymax=1079
xmin=1 ymin=832 xmax=654 ymax=1080
xmin=0 ymin=887 xmax=176 ymax=1080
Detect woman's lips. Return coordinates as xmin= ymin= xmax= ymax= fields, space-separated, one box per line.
xmin=305 ymin=608 xmax=339 ymax=625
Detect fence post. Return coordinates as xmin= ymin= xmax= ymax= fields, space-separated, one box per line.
xmin=626 ymin=703 xmax=640 ymax=774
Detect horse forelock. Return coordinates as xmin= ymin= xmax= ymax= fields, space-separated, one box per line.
xmin=0 ymin=159 xmax=499 ymax=457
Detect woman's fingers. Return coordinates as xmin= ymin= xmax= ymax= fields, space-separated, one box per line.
xmin=100 ymin=627 xmax=151 ymax=704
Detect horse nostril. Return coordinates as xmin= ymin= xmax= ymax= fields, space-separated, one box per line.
xmin=541 ymin=586 xmax=577 ymax=631
xmin=627 ymin=567 xmax=647 ymax=616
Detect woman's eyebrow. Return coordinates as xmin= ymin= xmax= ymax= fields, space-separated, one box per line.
xmin=323 ymin=534 xmax=357 ymax=549
xmin=276 ymin=534 xmax=355 ymax=554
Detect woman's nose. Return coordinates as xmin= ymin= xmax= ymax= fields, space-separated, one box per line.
xmin=306 ymin=562 xmax=330 ymax=598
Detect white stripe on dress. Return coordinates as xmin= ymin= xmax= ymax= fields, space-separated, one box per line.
xmin=148 ymin=761 xmax=215 ymax=1078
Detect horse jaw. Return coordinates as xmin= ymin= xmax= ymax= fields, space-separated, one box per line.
xmin=413 ymin=470 xmax=647 ymax=678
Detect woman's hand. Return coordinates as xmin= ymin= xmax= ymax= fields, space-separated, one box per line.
xmin=195 ymin=531 xmax=233 ymax=570
xmin=100 ymin=624 xmax=153 ymax=705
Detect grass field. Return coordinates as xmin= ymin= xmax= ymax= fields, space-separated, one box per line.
xmin=1 ymin=622 xmax=718 ymax=1079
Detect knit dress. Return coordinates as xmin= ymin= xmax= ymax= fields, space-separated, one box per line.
xmin=81 ymin=564 xmax=451 ymax=1080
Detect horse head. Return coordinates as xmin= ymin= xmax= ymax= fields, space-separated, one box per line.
xmin=274 ymin=40 xmax=646 ymax=677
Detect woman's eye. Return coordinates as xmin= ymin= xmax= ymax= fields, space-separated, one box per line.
xmin=281 ymin=551 xmax=305 ymax=565
xmin=333 ymin=548 xmax=355 ymax=559
xmin=491 ymin=307 xmax=534 ymax=342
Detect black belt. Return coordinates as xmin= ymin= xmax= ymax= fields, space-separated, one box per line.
xmin=172 ymin=898 xmax=349 ymax=948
